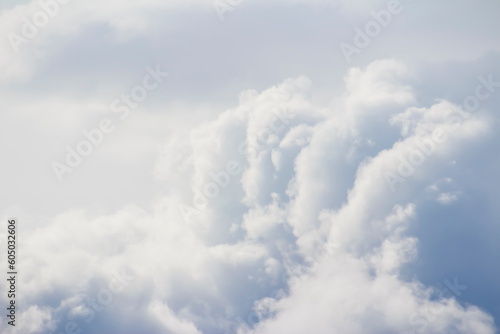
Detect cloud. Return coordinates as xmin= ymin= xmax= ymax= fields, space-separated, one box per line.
xmin=3 ymin=58 xmax=499 ymax=333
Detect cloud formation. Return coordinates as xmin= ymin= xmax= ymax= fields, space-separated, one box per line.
xmin=2 ymin=58 xmax=498 ymax=333
xmin=1 ymin=1 xmax=500 ymax=333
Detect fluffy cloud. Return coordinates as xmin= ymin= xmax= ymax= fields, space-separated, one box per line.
xmin=2 ymin=58 xmax=498 ymax=333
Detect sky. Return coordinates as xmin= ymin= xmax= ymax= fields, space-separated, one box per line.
xmin=0 ymin=0 xmax=499 ymax=333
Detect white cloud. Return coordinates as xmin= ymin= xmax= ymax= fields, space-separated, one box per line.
xmin=1 ymin=1 xmax=499 ymax=332
xmin=3 ymin=57 xmax=498 ymax=333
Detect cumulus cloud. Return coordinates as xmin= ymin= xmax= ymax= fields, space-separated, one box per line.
xmin=3 ymin=57 xmax=499 ymax=333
